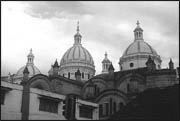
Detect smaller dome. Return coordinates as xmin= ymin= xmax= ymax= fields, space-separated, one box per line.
xmin=16 ymin=65 xmax=41 ymax=77
xmin=16 ymin=49 xmax=41 ymax=77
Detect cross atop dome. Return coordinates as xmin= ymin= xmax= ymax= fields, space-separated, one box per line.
xmin=102 ymin=52 xmax=111 ymax=74
xmin=136 ymin=20 xmax=140 ymax=26
xmin=77 ymin=21 xmax=80 ymax=33
xmin=30 ymin=48 xmax=32 ymax=53
xmin=105 ymin=52 xmax=108 ymax=59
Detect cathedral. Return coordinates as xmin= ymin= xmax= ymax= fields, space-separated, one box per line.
xmin=1 ymin=21 xmax=179 ymax=120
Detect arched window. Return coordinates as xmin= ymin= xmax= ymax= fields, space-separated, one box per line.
xmin=88 ymin=74 xmax=90 ymax=79
xmin=127 ymin=83 xmax=130 ymax=93
xmin=109 ymin=98 xmax=113 ymax=115
xmin=97 ymin=87 xmax=100 ymax=94
xmin=68 ymin=72 xmax=70 ymax=78
xmin=113 ymin=102 xmax=116 ymax=113
xmin=136 ymin=33 xmax=138 ymax=38
xmin=99 ymin=104 xmax=103 ymax=117
xmin=82 ymin=72 xmax=84 ymax=79
xmin=120 ymin=66 xmax=123 ymax=70
xmin=94 ymin=85 xmax=100 ymax=96
xmin=105 ymin=103 xmax=109 ymax=116
xmin=94 ymin=85 xmax=97 ymax=95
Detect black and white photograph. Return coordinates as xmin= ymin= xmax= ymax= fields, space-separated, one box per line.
xmin=1 ymin=1 xmax=179 ymax=120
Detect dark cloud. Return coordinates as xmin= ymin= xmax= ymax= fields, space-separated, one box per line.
xmin=23 ymin=1 xmax=93 ymax=19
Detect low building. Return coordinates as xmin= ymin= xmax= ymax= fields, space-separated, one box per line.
xmin=1 ymin=80 xmax=99 ymax=120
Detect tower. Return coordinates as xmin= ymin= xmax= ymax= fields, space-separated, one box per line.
xmin=169 ymin=58 xmax=174 ymax=70
xmin=134 ymin=20 xmax=143 ymax=41
xmin=22 ymin=66 xmax=29 ymax=84
xmin=74 ymin=21 xmax=82 ymax=45
xmin=102 ymin=52 xmax=111 ymax=74
xmin=108 ymin=63 xmax=115 ymax=79
xmin=27 ymin=48 xmax=34 ymax=65
xmin=146 ymin=55 xmax=156 ymax=71
xmin=52 ymin=59 xmax=59 ymax=76
xmin=75 ymin=69 xmax=81 ymax=81
xmin=108 ymin=63 xmax=115 ymax=74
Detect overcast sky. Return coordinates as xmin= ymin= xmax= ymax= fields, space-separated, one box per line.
xmin=1 ymin=1 xmax=179 ymax=76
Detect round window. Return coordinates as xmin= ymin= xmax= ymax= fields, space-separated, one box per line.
xmin=130 ymin=63 xmax=134 ymax=67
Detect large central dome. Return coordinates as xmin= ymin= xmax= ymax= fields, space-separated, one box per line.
xmin=59 ymin=22 xmax=95 ymax=81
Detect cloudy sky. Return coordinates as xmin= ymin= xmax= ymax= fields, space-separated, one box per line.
xmin=1 ymin=1 xmax=179 ymax=76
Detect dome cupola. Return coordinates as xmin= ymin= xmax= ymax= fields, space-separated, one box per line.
xmin=27 ymin=48 xmax=34 ymax=65
xmin=134 ymin=20 xmax=143 ymax=41
xmin=102 ymin=52 xmax=111 ymax=74
xmin=74 ymin=21 xmax=82 ymax=45
xmin=59 ymin=22 xmax=95 ymax=81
